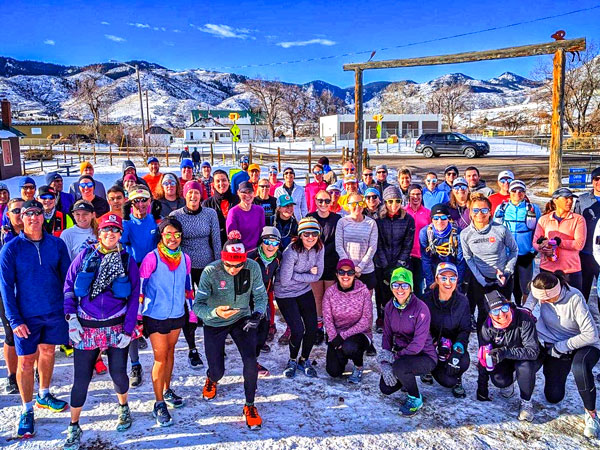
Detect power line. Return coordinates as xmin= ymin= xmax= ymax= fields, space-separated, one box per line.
xmin=208 ymin=4 xmax=600 ymax=71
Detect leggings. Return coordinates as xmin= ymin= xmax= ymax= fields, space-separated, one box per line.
xmin=71 ymin=346 xmax=129 ymax=408
xmin=537 ymin=346 xmax=600 ymax=411
xmin=255 ymin=314 xmax=270 ymax=357
xmin=580 ymin=252 xmax=600 ymax=301
xmin=204 ymin=318 xmax=258 ymax=404
xmin=276 ymin=290 xmax=317 ymax=361
xmin=326 ymin=333 xmax=370 ymax=377
xmin=541 ymin=269 xmax=583 ymax=294
xmin=478 ymin=359 xmax=536 ymax=401
xmin=410 ymin=256 xmax=424 ymax=299
xmin=513 ymin=253 xmax=535 ymax=306
xmin=468 ymin=276 xmax=514 ymax=333
xmin=379 ymin=353 xmax=437 ymax=398
xmin=431 ymin=351 xmax=470 ymax=388
xmin=183 ymin=267 xmax=205 ymax=351
xmin=374 ymin=267 xmax=392 ymax=323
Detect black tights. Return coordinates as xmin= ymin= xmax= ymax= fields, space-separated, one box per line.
xmin=431 ymin=351 xmax=470 ymax=387
xmin=379 ymin=353 xmax=437 ymax=398
xmin=276 ymin=290 xmax=318 ymax=361
xmin=184 ymin=267 xmax=205 ymax=351
xmin=71 ymin=346 xmax=129 ymax=408
xmin=478 ymin=359 xmax=536 ymax=401
xmin=326 ymin=333 xmax=370 ymax=377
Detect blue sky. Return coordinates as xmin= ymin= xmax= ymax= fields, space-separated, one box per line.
xmin=3 ymin=0 xmax=600 ymax=87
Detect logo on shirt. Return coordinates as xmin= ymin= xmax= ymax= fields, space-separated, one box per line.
xmin=489 ymin=237 xmax=496 ymax=243
xmin=219 ymin=280 xmax=227 ymax=289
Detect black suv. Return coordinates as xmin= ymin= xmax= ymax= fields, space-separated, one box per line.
xmin=415 ymin=133 xmax=489 ymax=158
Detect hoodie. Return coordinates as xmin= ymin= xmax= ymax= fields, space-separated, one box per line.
xmin=115 ymin=160 xmax=149 ymax=190
xmin=469 ymin=180 xmax=493 ymax=197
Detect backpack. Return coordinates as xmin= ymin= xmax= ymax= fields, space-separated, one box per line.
xmin=425 ymin=224 xmax=459 ymax=258
xmin=496 ymin=200 xmax=537 ymax=232
xmin=73 ymin=246 xmax=131 ymax=299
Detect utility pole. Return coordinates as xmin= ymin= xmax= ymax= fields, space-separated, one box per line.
xmin=136 ymin=66 xmax=146 ymax=149
xmin=145 ymin=89 xmax=151 ymax=130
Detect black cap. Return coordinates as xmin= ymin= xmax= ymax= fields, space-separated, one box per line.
xmin=37 ymin=185 xmax=56 ymax=198
xmin=485 ymin=290 xmax=508 ymax=311
xmin=22 ymin=200 xmax=43 ymax=213
xmin=551 ymin=187 xmax=578 ymax=199
xmin=71 ymin=200 xmax=95 ymax=213
xmin=444 ymin=165 xmax=459 ymax=175
xmin=238 ymin=181 xmax=254 ymax=193
xmin=430 ymin=203 xmax=451 ymax=218
xmin=591 ymin=167 xmax=600 ymax=179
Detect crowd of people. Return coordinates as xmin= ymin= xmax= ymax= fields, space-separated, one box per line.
xmin=1 ymin=154 xmax=600 ymax=448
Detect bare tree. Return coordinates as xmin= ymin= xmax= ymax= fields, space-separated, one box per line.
xmin=379 ymin=82 xmax=420 ymax=114
xmin=280 ymin=84 xmax=310 ymax=139
xmin=426 ymin=83 xmax=471 ymax=131
xmin=243 ymin=79 xmax=286 ymax=138
xmin=495 ymin=111 xmax=530 ymax=134
xmin=71 ymin=66 xmax=111 ymax=142
xmin=312 ymin=89 xmax=347 ymax=119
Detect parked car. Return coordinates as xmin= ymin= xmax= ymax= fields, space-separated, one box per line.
xmin=415 ymin=132 xmax=490 ymax=158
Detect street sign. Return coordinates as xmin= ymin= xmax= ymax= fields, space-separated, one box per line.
xmin=230 ymin=124 xmax=240 ymax=142
xmin=568 ymin=167 xmax=586 ymax=188
xmin=229 ymin=112 xmax=240 ymax=121
xmin=372 ymin=114 xmax=383 ymax=121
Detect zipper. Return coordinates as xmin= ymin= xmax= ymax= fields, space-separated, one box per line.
xmin=24 ymin=235 xmax=43 ymax=265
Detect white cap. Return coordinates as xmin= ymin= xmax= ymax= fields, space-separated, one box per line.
xmin=498 ymin=170 xmax=514 ymax=181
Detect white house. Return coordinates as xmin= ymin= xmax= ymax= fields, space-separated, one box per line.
xmin=146 ymin=125 xmax=173 ymax=147
xmin=184 ymin=110 xmax=269 ymax=144
xmin=320 ymin=113 xmax=442 ymax=140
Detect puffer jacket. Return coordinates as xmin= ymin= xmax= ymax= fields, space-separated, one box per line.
xmin=422 ymin=288 xmax=470 ymax=349
xmin=374 ymin=207 xmax=415 ymax=269
xmin=574 ymin=191 xmax=600 ymax=255
xmin=479 ymin=306 xmax=539 ymax=361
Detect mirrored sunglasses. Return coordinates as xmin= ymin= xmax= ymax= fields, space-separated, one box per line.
xmin=263 ymin=238 xmax=281 ymax=247
xmin=453 ymin=185 xmax=467 ymax=191
xmin=348 ymin=201 xmax=366 ymax=208
xmin=472 ymin=207 xmax=490 ymax=215
xmin=23 ymin=210 xmax=42 ymax=217
xmin=79 ymin=182 xmax=94 ymax=189
xmin=162 ymin=180 xmax=177 ymax=187
xmin=432 ymin=215 xmax=449 ymax=221
xmin=499 ymin=178 xmax=514 ymax=184
xmin=439 ymin=275 xmax=458 ymax=283
xmin=337 ymin=269 xmax=356 ymax=276
xmin=39 ymin=194 xmax=55 ymax=200
xmin=391 ymin=282 xmax=411 ymax=290
xmin=510 ymin=188 xmax=525 ymax=194
xmin=133 ymin=198 xmax=149 ymax=204
xmin=9 ymin=208 xmax=21 ymax=214
xmin=100 ymin=226 xmax=121 ymax=233
xmin=491 ymin=304 xmax=510 ymax=316
xmin=162 ymin=232 xmax=182 ymax=239
xmin=426 ymin=178 xmax=438 ymax=183
xmin=313 ymin=170 xmax=324 ymax=175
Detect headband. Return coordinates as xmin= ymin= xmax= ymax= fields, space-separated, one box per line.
xmin=530 ymin=284 xmax=561 ymax=301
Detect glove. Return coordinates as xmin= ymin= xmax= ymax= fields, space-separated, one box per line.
xmin=116 ymin=333 xmax=132 ymax=349
xmin=377 ymin=348 xmax=396 ymax=365
xmin=380 ymin=362 xmax=398 ymax=387
xmin=553 ymin=236 xmax=562 ymax=247
xmin=242 ymin=312 xmax=263 ymax=332
xmin=329 ymin=335 xmax=344 ymax=349
xmin=188 ymin=309 xmax=198 ymax=324
xmin=489 ymin=347 xmax=506 ymax=365
xmin=67 ymin=316 xmax=84 ymax=344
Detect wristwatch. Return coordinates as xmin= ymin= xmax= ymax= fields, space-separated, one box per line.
xmin=65 ymin=314 xmax=75 ymax=321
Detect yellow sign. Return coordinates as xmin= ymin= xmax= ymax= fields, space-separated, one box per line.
xmin=230 ymin=124 xmax=240 ymax=142
xmin=373 ymin=114 xmax=383 ymax=122
xmin=229 ymin=112 xmax=240 ymax=121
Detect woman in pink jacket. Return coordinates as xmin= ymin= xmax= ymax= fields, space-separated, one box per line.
xmin=533 ymin=188 xmax=586 ymax=292
xmin=305 ymin=164 xmax=328 ymax=213
xmin=322 ymin=259 xmax=373 ymax=384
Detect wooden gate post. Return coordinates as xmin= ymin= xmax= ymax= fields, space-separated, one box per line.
xmin=354 ymin=69 xmax=364 ymax=175
xmin=165 ymin=146 xmax=169 ymax=167
xmin=210 ymin=143 xmax=214 ymax=166
xmin=277 ymin=147 xmax=281 ymax=173
xmin=548 ymin=48 xmax=566 ymax=194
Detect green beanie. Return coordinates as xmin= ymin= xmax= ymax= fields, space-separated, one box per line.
xmin=390 ymin=267 xmax=413 ymax=289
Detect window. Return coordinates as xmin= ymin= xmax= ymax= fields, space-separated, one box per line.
xmin=2 ymin=140 xmax=13 ymax=166
xmin=190 ymin=132 xmax=194 ymax=140
xmin=31 ymin=127 xmax=42 ymax=135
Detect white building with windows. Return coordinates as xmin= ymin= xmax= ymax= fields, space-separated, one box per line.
xmin=184 ymin=115 xmax=269 ymax=144
xmin=319 ymin=113 xmax=442 ymax=140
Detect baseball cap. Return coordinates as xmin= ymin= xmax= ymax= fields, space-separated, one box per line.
xmin=592 ymin=167 xmax=600 ymax=179
xmin=436 ymin=262 xmax=458 ymax=277
xmin=147 ymin=156 xmax=159 ymax=165
xmin=201 ymin=161 xmax=211 ymax=168
xmin=238 ymin=181 xmax=254 ymax=193
xmin=19 ymin=176 xmax=36 ymax=189
xmin=375 ymin=164 xmax=388 ymax=172
xmin=269 ymin=164 xmax=278 ymax=173
xmin=240 ymin=155 xmax=249 ymax=164
xmin=128 ymin=185 xmax=151 ymax=201
xmin=37 ymin=185 xmax=56 ymax=198
xmin=444 ymin=165 xmax=459 ymax=175
xmin=278 ymin=194 xmax=295 ymax=207
xmin=0 ymin=182 xmax=8 ymax=192
xmin=343 ymin=175 xmax=357 ymax=184
xmin=336 ymin=259 xmax=355 ymax=271
xmin=98 ymin=213 xmax=123 ymax=231
xmin=21 ymin=200 xmax=43 ymax=213
xmin=552 ymin=187 xmax=578 ymax=199
xmin=71 ymin=200 xmax=95 ymax=213
xmin=248 ymin=164 xmax=260 ymax=172
xmin=453 ymin=177 xmax=468 ymax=188
xmin=498 ymin=170 xmax=514 ymax=181
xmin=326 ymin=185 xmax=341 ymax=193
xmin=180 ymin=159 xmax=194 ymax=169
xmin=485 ymin=290 xmax=509 ymax=311
xmin=509 ymin=180 xmax=526 ymax=192
xmin=45 ymin=171 xmax=62 ymax=185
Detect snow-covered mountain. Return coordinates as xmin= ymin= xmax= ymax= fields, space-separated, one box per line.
xmin=0 ymin=57 xmax=544 ymax=128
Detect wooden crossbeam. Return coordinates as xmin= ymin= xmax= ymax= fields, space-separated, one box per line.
xmin=343 ymin=38 xmax=585 ymax=71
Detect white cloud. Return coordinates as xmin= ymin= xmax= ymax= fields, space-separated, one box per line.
xmin=196 ymin=23 xmax=251 ymax=39
xmin=100 ymin=21 xmax=110 ymax=25
xmin=105 ymin=34 xmax=126 ymax=43
xmin=43 ymin=39 xmax=55 ymax=45
xmin=277 ymin=38 xmax=336 ymax=48
xmin=128 ymin=22 xmax=150 ymax=28
xmin=173 ymin=29 xmax=182 ymax=33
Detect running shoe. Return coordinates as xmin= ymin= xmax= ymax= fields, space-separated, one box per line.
xmin=243 ymin=404 xmax=262 ymax=430
xmin=16 ymin=411 xmax=34 ymax=438
xmin=116 ymin=404 xmax=132 ymax=432
xmin=518 ymin=399 xmax=534 ymax=422
xmin=257 ymin=363 xmax=270 ymax=377
xmin=500 ymin=383 xmax=515 ymax=399
xmin=348 ymin=367 xmax=363 ymax=384
xmin=5 ymin=374 xmax=19 ymax=394
xmin=278 ymin=327 xmax=291 ymax=346
xmin=283 ymin=359 xmax=297 ymax=378
xmin=153 ymin=401 xmax=173 ymax=427
xmin=584 ymin=411 xmax=600 ymax=438
xmin=266 ymin=324 xmax=276 ymax=342
xmin=315 ymin=327 xmax=325 ymax=346
xmin=64 ymin=423 xmax=82 ymax=450
xmin=375 ymin=318 xmax=384 ymax=334
xmin=60 ymin=345 xmax=74 ymax=357
xmin=164 ymin=389 xmax=185 ymax=408
xmin=452 ymin=379 xmax=466 ymax=398
xmin=188 ymin=349 xmax=204 ymax=370
xmin=95 ymin=358 xmax=107 ymax=375
xmin=420 ymin=374 xmax=433 ymax=385
xmin=297 ymin=359 xmax=317 ymax=378
xmin=129 ymin=363 xmax=143 ymax=388
xmin=260 ymin=343 xmax=271 ymax=353
xmin=399 ymin=394 xmax=423 ymax=417
xmin=202 ymin=378 xmax=217 ymax=401
xmin=36 ymin=392 xmax=69 ymax=412
xmin=470 ymin=315 xmax=477 ymax=332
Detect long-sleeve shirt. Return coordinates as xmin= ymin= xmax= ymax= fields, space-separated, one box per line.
xmin=60 ymin=225 xmax=97 ymax=261
xmin=574 ymin=191 xmax=600 ymax=255
xmin=335 ymin=215 xmax=378 ymax=274
xmin=120 ymin=214 xmax=159 ymax=264
xmin=403 ymin=205 xmax=431 ymax=258
xmin=273 ymin=245 xmax=324 ymax=298
xmin=532 ymin=212 xmax=586 ymax=274
xmin=322 ymin=280 xmax=373 ymax=341
xmin=460 ymin=222 xmax=518 ymax=286
xmin=225 ymin=204 xmax=265 ymax=251
xmin=274 ymin=183 xmax=308 ymax=221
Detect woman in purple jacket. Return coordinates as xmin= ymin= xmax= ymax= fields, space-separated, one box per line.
xmin=377 ymin=267 xmax=437 ymax=416
xmin=322 ymin=259 xmax=373 ymax=384
xmin=62 ymin=213 xmax=140 ymax=449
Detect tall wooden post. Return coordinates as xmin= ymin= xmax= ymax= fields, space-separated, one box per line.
xmin=308 ymin=147 xmax=312 ymax=174
xmin=548 ymin=49 xmax=566 ymax=194
xmin=210 ymin=143 xmax=214 ymax=166
xmin=109 ymin=144 xmax=113 ymax=166
xmin=277 ymin=147 xmax=281 ymax=172
xmin=354 ymin=69 xmax=364 ymax=174
xmin=249 ymin=143 xmax=253 ymax=164
xmin=165 ymin=146 xmax=169 ymax=167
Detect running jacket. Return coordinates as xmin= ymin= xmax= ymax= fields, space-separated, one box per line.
xmin=322 ymin=280 xmax=373 ymax=341
xmin=421 ymin=288 xmax=470 ymax=349
xmin=574 ymin=191 xmax=600 ymax=255
xmin=494 ymin=200 xmax=541 ymax=256
xmin=479 ymin=306 xmax=539 ymax=361
xmin=273 ymin=245 xmax=324 ymax=298
xmin=0 ymin=232 xmax=71 ymax=328
xmin=374 ymin=208 xmax=415 ymax=270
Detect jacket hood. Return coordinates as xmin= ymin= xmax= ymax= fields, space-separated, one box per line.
xmin=122 ymin=159 xmax=137 ymax=174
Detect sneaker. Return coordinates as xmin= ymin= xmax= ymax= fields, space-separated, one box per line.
xmin=266 ymin=324 xmax=276 ymax=342
xmin=500 ymin=383 xmax=515 ymax=399
xmin=260 ymin=343 xmax=271 ymax=353
xmin=64 ymin=423 xmax=83 ymax=450
xmin=584 ymin=411 xmax=600 ymax=438
xmin=243 ymin=404 xmax=262 ymax=430
xmin=315 ymin=327 xmax=325 ymax=346
xmin=129 ymin=364 xmax=143 ymax=388
xmin=476 ymin=388 xmax=491 ymax=402
xmin=36 ymin=392 xmax=69 ymax=412
xmin=399 ymin=394 xmax=423 ymax=416
xmin=278 ymin=327 xmax=291 ymax=346
xmin=257 ymin=363 xmax=270 ymax=377
xmin=375 ymin=318 xmax=384 ymax=334
xmin=297 ymin=359 xmax=317 ymax=378
xmin=60 ymin=345 xmax=74 ymax=357
xmin=366 ymin=343 xmax=377 ymax=356
xmin=202 ymin=378 xmax=217 ymax=401
xmin=348 ymin=367 xmax=363 ymax=384
xmin=420 ymin=374 xmax=434 ymax=385
xmin=17 ymin=411 xmax=34 ymax=439
xmin=5 ymin=375 xmax=19 ymax=394
xmin=138 ymin=336 xmax=148 ymax=350
xmin=164 ymin=389 xmax=184 ymax=408
xmin=95 ymin=358 xmax=107 ymax=375
xmin=116 ymin=404 xmax=132 ymax=432
xmin=188 ymin=349 xmax=204 ymax=370
xmin=518 ymin=399 xmax=534 ymax=422
xmin=152 ymin=401 xmax=173 ymax=427
xmin=283 ymin=359 xmax=297 ymax=378
xmin=470 ymin=315 xmax=477 ymax=332
xmin=452 ymin=380 xmax=466 ymax=399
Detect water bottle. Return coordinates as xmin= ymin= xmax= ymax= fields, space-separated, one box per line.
xmin=547 ymin=239 xmax=558 ymax=262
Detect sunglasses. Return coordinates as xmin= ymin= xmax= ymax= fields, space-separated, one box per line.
xmin=348 ymin=201 xmax=366 ymax=208
xmin=499 ymin=178 xmax=513 ymax=184
xmin=386 ymin=199 xmax=402 ymax=205
xmin=316 ymin=198 xmax=331 ymax=204
xmin=23 ymin=210 xmax=42 ymax=217
xmin=283 ymin=172 xmax=294 ymax=176
xmin=301 ymin=231 xmax=320 ymax=238
xmin=162 ymin=180 xmax=176 ymax=187
xmin=453 ymin=186 xmax=467 ymax=191
xmin=258 ymin=185 xmax=270 ymax=188
xmin=376 ymin=170 xmax=387 ymax=174
xmin=472 ymin=207 xmax=490 ymax=215
xmin=337 ymin=269 xmax=356 ymax=276
xmin=446 ymin=172 xmax=458 ymax=177
xmin=426 ymin=178 xmax=438 ymax=183
xmin=365 ymin=195 xmax=378 ymax=200
xmin=363 ymin=173 xmax=373 ymax=177
xmin=162 ymin=232 xmax=182 ymax=239
xmin=391 ymin=282 xmax=411 ymax=290
xmin=39 ymin=194 xmax=55 ymax=200
xmin=224 ymin=261 xmax=244 ymax=269
xmin=22 ymin=185 xmax=35 ymax=190
xmin=133 ymin=198 xmax=149 ymax=204
xmin=439 ymin=275 xmax=458 ymax=283
xmin=594 ymin=176 xmax=600 ymax=182
xmin=432 ymin=215 xmax=449 ymax=221
xmin=313 ymin=170 xmax=324 ymax=175
xmin=344 ymin=168 xmax=356 ymax=172
xmin=511 ymin=188 xmax=525 ymax=194
xmin=9 ymin=208 xmax=21 ymax=214
xmin=100 ymin=226 xmax=121 ymax=233
xmin=79 ymin=182 xmax=94 ymax=189
xmin=490 ymin=304 xmax=510 ymax=316
xmin=263 ymin=238 xmax=280 ymax=247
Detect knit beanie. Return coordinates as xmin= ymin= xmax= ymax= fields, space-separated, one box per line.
xmin=80 ymin=161 xmax=93 ymax=174
xmin=158 ymin=216 xmax=183 ymax=234
xmin=221 ymin=230 xmax=247 ymax=263
xmin=390 ymin=267 xmax=413 ymax=289
xmin=183 ymin=180 xmax=203 ymax=197
xmin=383 ymin=185 xmax=402 ymax=201
xmin=297 ymin=217 xmax=321 ymax=235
